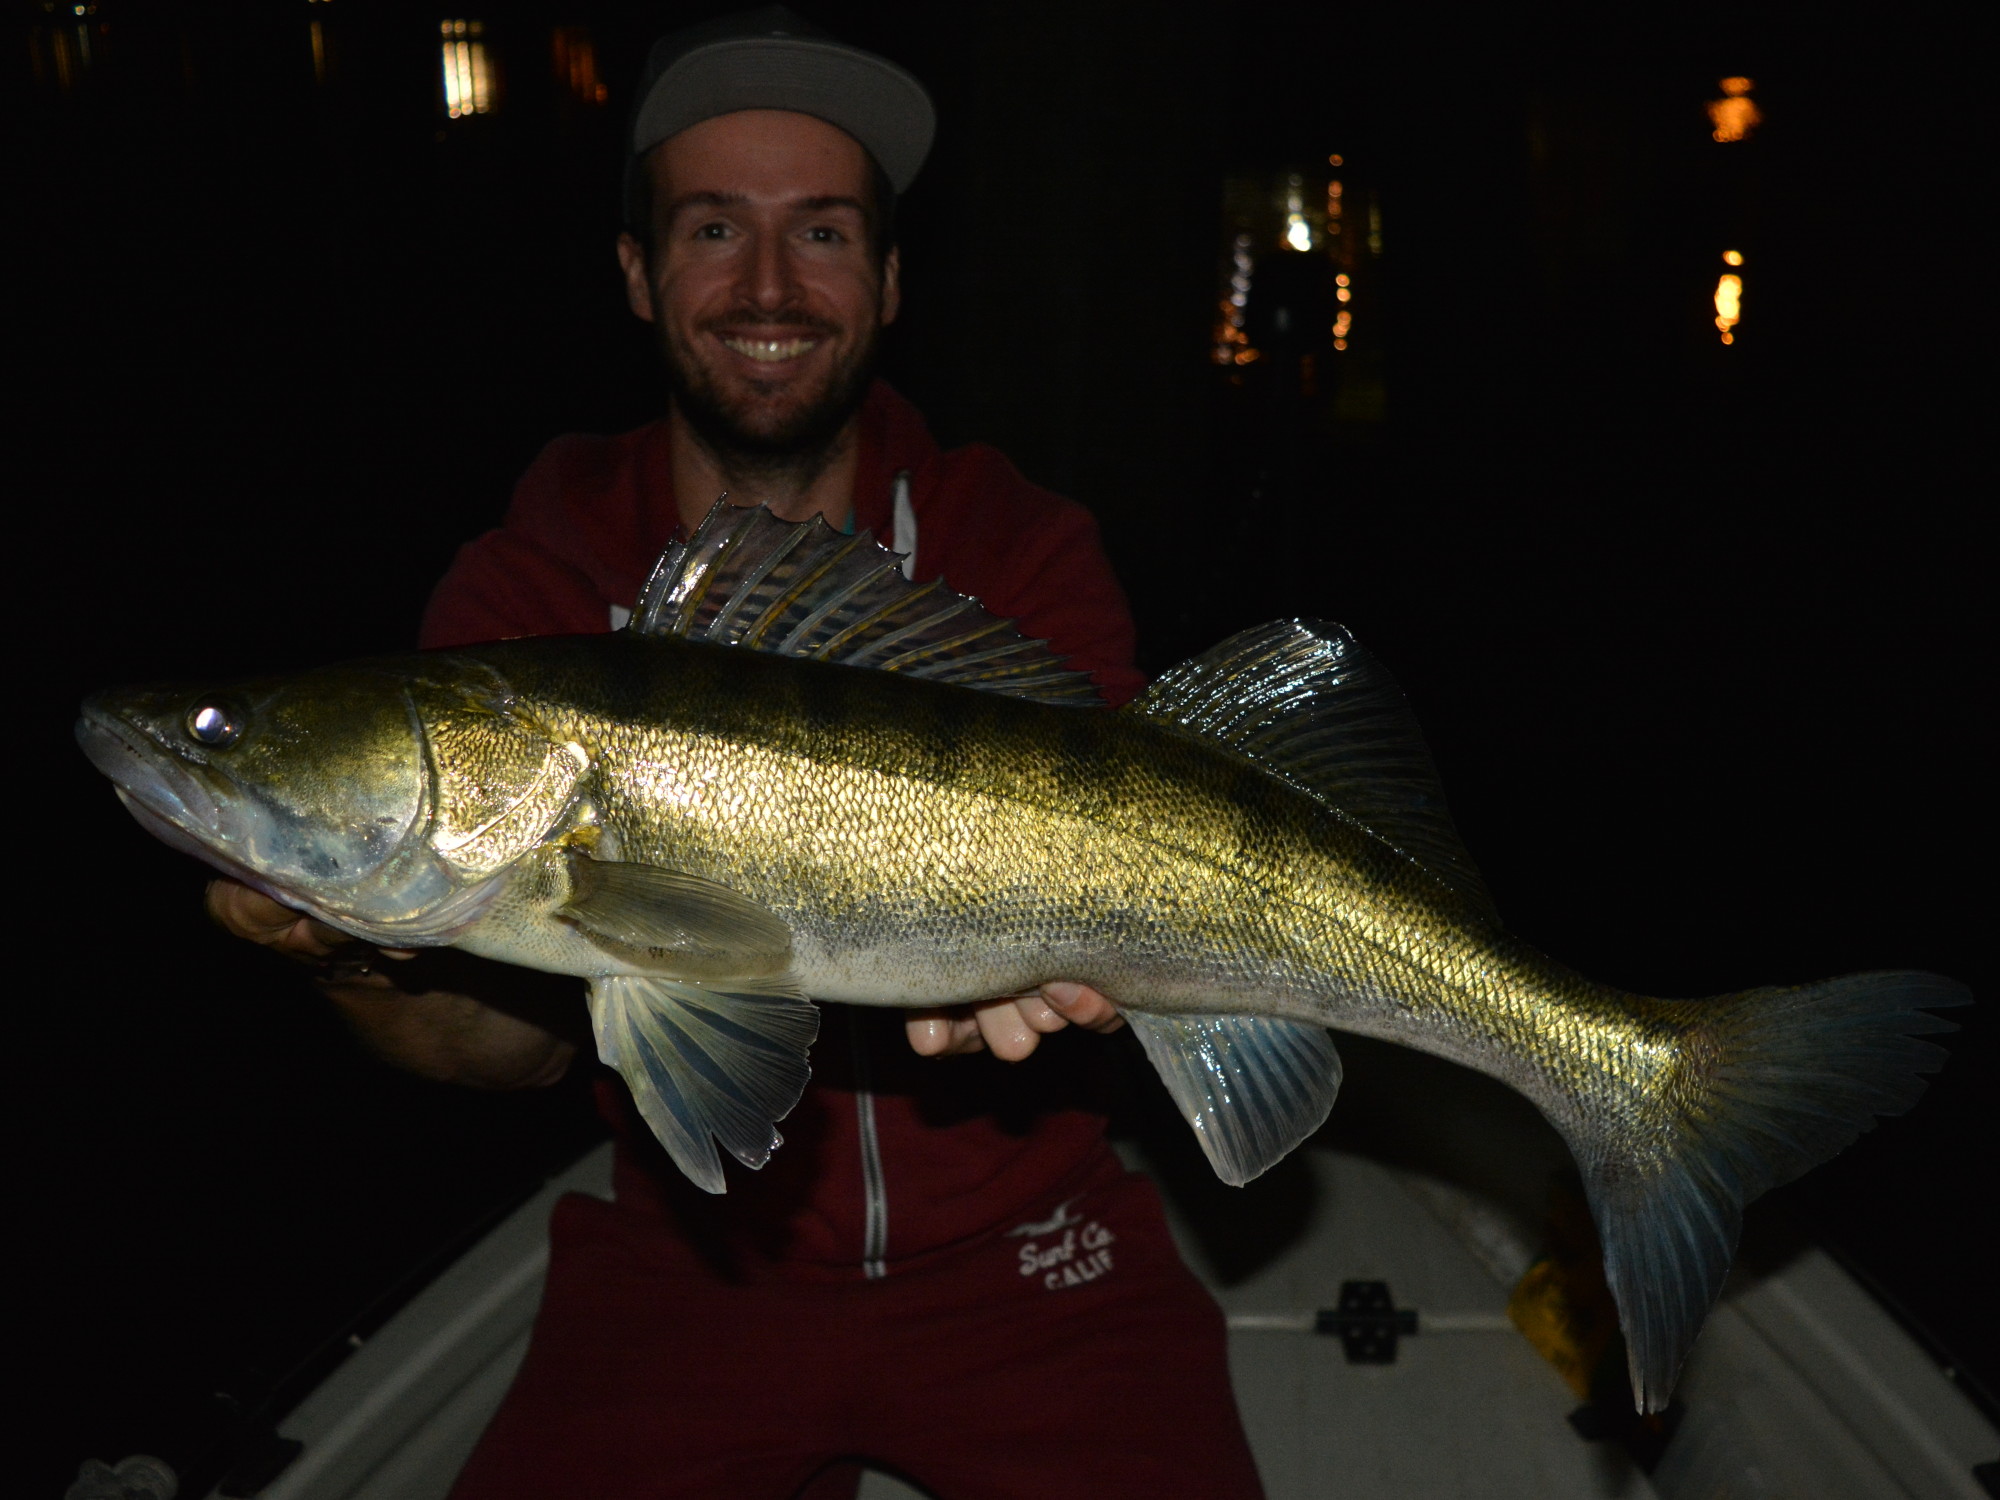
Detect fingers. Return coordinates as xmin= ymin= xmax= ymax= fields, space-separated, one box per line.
xmin=973 ymin=996 xmax=1041 ymax=1061
xmin=903 ymin=998 xmax=1040 ymax=1060
xmin=904 ymin=984 xmax=1124 ymax=1061
xmin=1012 ymin=992 xmax=1070 ymax=1034
xmin=204 ymin=878 xmax=348 ymax=962
xmin=204 ymin=879 xmax=296 ymax=942
xmin=1039 ymin=981 xmax=1126 ymax=1034
xmin=905 ymin=1008 xmax=984 ymax=1058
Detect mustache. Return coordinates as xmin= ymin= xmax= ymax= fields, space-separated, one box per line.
xmin=699 ymin=309 xmax=843 ymax=337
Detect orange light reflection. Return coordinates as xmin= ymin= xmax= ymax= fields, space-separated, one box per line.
xmin=1714 ymin=272 xmax=1743 ymax=344
xmin=1707 ymin=77 xmax=1761 ymax=143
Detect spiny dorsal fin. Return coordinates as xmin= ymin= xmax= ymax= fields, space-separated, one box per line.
xmin=1132 ymin=619 xmax=1494 ymax=916
xmin=629 ymin=501 xmax=1103 ymax=706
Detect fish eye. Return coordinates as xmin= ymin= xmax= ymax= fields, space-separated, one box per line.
xmin=186 ymin=702 xmax=242 ymax=748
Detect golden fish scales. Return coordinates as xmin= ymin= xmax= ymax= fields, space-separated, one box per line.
xmin=488 ymin=633 xmax=1691 ymax=1134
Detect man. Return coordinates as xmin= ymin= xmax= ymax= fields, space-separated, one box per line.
xmin=211 ymin=10 xmax=1265 ymax=1497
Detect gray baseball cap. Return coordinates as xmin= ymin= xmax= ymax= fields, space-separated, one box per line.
xmin=628 ymin=6 xmax=936 ymax=203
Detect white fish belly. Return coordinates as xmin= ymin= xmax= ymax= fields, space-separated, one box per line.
xmin=789 ymin=933 xmax=1032 ymax=1006
xmin=786 ymin=928 xmax=1334 ymax=1021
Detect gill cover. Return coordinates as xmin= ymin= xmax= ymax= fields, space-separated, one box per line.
xmin=404 ymin=669 xmax=591 ymax=880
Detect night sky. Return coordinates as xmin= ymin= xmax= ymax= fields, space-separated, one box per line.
xmin=17 ymin=1 xmax=1989 ymax=1492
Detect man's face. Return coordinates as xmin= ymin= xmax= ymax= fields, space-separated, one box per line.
xmin=618 ymin=109 xmax=900 ymax=462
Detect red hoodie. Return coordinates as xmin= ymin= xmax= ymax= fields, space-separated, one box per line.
xmin=420 ymin=380 xmax=1149 ymax=1279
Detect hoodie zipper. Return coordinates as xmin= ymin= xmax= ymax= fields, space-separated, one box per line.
xmin=849 ymin=474 xmax=913 ymax=1282
xmin=849 ymin=1019 xmax=889 ymax=1279
xmin=890 ymin=470 xmax=917 ymax=580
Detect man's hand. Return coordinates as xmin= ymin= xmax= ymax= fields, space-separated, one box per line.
xmin=206 ymin=878 xmax=366 ymax=963
xmin=204 ymin=878 xmax=576 ymax=1090
xmin=905 ymin=982 xmax=1124 ymax=1062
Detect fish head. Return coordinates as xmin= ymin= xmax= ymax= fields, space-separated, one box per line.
xmin=77 ymin=662 xmax=499 ymax=946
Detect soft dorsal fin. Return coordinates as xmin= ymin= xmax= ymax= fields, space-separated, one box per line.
xmin=629 ymin=501 xmax=1103 ymax=706
xmin=1132 ymin=619 xmax=1494 ymax=916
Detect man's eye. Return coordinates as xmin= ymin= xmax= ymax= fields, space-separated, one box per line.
xmin=694 ymin=223 xmax=731 ymax=240
xmin=805 ymin=226 xmax=845 ymax=244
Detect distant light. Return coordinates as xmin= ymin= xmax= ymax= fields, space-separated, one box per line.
xmin=1722 ymin=249 xmax=1744 ymax=266
xmin=1707 ymin=76 xmax=1762 ymax=143
xmin=441 ymin=19 xmax=494 ymax=118
xmin=1282 ymin=174 xmax=1313 ymax=252
xmin=1212 ymin=232 xmax=1259 ymax=366
xmin=1335 ymin=274 xmax=1350 ymax=287
xmin=1714 ymin=272 xmax=1744 ymax=343
xmin=552 ymin=25 xmax=608 ymax=105
xmin=1328 ymin=154 xmax=1344 ymax=167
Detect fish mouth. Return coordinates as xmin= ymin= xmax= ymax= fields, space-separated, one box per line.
xmin=78 ymin=706 xmax=223 ymax=841
xmin=75 ymin=705 xmax=296 ymax=904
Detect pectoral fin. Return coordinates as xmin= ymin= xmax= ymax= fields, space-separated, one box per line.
xmin=561 ymin=854 xmax=792 ymax=977
xmin=1127 ymin=1012 xmax=1343 ymax=1186
xmin=588 ymin=973 xmax=819 ymax=1193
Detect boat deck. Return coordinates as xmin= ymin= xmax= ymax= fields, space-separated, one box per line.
xmin=222 ymin=1126 xmax=1997 ymax=1500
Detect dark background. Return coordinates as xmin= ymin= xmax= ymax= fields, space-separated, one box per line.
xmin=15 ymin=0 xmax=1989 ymax=1493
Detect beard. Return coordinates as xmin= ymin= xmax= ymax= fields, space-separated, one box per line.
xmin=658 ymin=308 xmax=880 ymax=491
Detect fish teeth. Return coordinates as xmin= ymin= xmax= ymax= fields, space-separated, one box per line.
xmin=720 ymin=335 xmax=818 ymax=363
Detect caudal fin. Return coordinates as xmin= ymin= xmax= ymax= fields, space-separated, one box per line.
xmin=1575 ymin=970 xmax=1966 ymax=1413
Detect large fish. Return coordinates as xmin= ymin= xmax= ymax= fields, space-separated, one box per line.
xmin=77 ymin=502 xmax=1962 ymax=1412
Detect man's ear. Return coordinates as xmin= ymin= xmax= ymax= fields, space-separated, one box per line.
xmin=616 ymin=232 xmax=655 ymax=323
xmin=879 ymin=245 xmax=902 ymax=328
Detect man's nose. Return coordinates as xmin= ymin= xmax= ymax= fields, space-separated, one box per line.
xmin=737 ymin=231 xmax=801 ymax=311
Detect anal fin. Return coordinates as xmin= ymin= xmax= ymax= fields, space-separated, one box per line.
xmin=588 ymin=973 xmax=820 ymax=1193
xmin=1127 ymin=1012 xmax=1343 ymax=1186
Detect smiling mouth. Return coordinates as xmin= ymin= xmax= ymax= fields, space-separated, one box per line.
xmin=718 ymin=334 xmax=821 ymax=363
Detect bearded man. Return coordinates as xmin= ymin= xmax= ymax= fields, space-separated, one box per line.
xmin=210 ymin=9 xmax=1265 ymax=1497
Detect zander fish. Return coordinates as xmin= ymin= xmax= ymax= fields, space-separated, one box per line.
xmin=76 ymin=502 xmax=1964 ymax=1412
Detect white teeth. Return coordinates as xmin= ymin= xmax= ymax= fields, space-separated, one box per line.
xmin=720 ymin=335 xmax=818 ymax=362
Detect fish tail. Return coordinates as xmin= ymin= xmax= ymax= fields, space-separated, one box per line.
xmin=1576 ymin=971 xmax=1966 ymax=1414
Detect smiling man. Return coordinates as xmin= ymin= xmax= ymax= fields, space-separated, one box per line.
xmin=622 ymin=106 xmax=894 ymax=514
xmin=213 ymin=8 xmax=1266 ymax=1498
